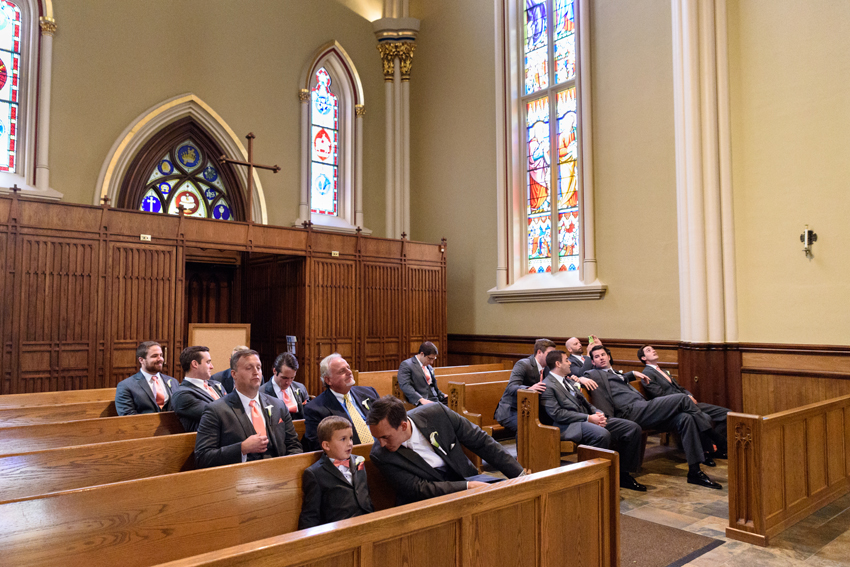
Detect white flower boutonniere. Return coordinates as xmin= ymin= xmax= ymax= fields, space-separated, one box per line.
xmin=429 ymin=431 xmax=448 ymax=456
xmin=354 ymin=454 xmax=366 ymax=471
xmin=265 ymin=405 xmax=274 ymax=418
xmin=168 ymin=379 xmax=174 ymax=388
xmin=362 ymin=398 xmax=370 ymax=410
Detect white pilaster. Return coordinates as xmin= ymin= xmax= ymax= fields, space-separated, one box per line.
xmin=355 ymin=106 xmax=365 ymax=229
xmin=298 ymin=89 xmax=310 ymax=223
xmin=35 ymin=19 xmax=55 ymax=191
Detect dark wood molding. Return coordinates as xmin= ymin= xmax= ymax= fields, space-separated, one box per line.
xmin=741 ymin=368 xmax=850 ymax=380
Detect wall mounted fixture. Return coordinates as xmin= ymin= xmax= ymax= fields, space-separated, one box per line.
xmin=800 ymin=224 xmax=818 ymax=257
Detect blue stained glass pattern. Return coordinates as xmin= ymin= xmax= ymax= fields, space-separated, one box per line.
xmin=141 ymin=191 xmax=162 ymax=213
xmin=528 ymin=214 xmax=551 ymax=273
xmin=556 ymin=88 xmax=579 ymax=271
xmin=202 ymin=165 xmax=218 ymax=182
xmin=310 ymin=67 xmax=340 ymax=216
xmin=157 ymin=158 xmax=174 ymax=177
xmin=158 ymin=181 xmax=171 ymax=195
xmin=311 ymin=68 xmax=338 ymax=130
xmin=524 ymin=0 xmax=548 ymax=94
xmin=176 ymin=142 xmax=202 ymax=172
xmin=554 ymin=0 xmax=576 ymax=84
xmin=204 ymin=187 xmax=216 ymax=201
xmin=526 ymin=97 xmax=550 ymax=216
xmin=310 ymin=162 xmax=337 ymax=215
xmin=212 ymin=201 xmax=231 ymax=220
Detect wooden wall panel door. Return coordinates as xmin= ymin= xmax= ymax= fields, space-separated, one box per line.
xmin=106 ymin=243 xmax=178 ymax=386
xmin=8 ymin=237 xmax=99 ymax=393
xmin=406 ymin=266 xmax=447 ymax=367
xmin=307 ymin=259 xmax=356 ymax=392
xmin=360 ymin=263 xmax=402 ymax=372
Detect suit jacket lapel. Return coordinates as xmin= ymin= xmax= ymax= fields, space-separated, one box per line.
xmin=135 ymin=374 xmax=158 ymax=409
xmin=226 ymin=392 xmax=255 ymax=439
xmin=409 ymin=412 xmax=464 ymax=479
xmin=320 ymin=454 xmax=352 ymax=485
xmin=187 ymin=380 xmax=215 ymax=402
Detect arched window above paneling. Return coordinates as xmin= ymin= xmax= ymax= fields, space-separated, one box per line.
xmin=117 ymin=117 xmax=246 ymax=221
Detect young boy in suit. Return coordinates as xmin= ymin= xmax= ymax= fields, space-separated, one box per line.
xmin=298 ymin=416 xmax=374 ymax=529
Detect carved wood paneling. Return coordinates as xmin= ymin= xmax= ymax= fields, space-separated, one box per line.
xmin=306 ymin=259 xmax=356 ymax=391
xmin=360 ymin=263 xmax=402 ymax=372
xmin=407 ymin=266 xmax=446 ymax=366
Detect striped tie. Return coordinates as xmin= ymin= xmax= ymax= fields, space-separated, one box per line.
xmin=345 ymin=393 xmax=374 ymax=444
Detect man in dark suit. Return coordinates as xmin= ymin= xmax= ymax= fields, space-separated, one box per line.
xmin=211 ymin=344 xmax=249 ymax=393
xmin=303 ymin=353 xmax=379 ymax=450
xmin=541 ymin=350 xmax=646 ymax=491
xmin=638 ymin=345 xmax=728 ymax=458
xmin=262 ymin=352 xmax=311 ymax=420
xmin=566 ymin=336 xmax=596 ymax=377
xmin=493 ymin=338 xmax=556 ymax=434
xmin=171 ymin=346 xmax=226 ymax=432
xmin=115 ymin=341 xmax=180 ymax=415
xmin=298 ymin=416 xmax=374 ymax=529
xmin=397 ymin=341 xmax=448 ymax=406
xmin=583 ymin=345 xmax=721 ymax=489
xmin=367 ymin=396 xmax=527 ymax=505
xmin=194 ymin=348 xmax=302 ymax=468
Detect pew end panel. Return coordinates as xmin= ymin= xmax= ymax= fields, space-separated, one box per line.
xmin=517 ymin=389 xmax=562 ymax=474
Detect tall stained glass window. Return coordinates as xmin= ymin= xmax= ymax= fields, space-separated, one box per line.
xmin=310 ymin=67 xmax=339 ymax=216
xmin=0 ymin=1 xmax=21 ymax=173
xmin=138 ymin=138 xmax=235 ymax=221
xmin=523 ymin=0 xmax=579 ymax=273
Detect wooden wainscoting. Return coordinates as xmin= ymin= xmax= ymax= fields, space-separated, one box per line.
xmin=727 ymin=394 xmax=850 ymax=546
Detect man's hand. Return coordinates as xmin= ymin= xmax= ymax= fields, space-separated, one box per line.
xmin=528 ymin=382 xmax=547 ymax=393
xmin=419 ymin=398 xmax=433 ymax=405
xmin=689 ymin=395 xmax=698 ymax=405
xmin=241 ymin=434 xmax=269 ymax=455
xmin=575 ymin=376 xmax=598 ymax=391
xmin=467 ymin=481 xmax=489 ymax=489
xmin=586 ymin=335 xmax=602 ymax=354
xmin=588 ymin=412 xmax=607 ymax=427
xmin=634 ymin=371 xmax=650 ymax=385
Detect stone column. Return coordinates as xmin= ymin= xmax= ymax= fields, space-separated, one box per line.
xmin=298 ymin=88 xmax=310 ymax=223
xmin=36 ymin=17 xmax=56 ymax=191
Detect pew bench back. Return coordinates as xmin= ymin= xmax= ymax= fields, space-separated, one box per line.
xmin=0 ymin=387 xmax=116 ymax=408
xmin=0 ymin=400 xmax=118 ymax=427
xmin=354 ymin=363 xmax=511 ymax=398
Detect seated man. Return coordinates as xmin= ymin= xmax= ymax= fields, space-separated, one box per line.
xmin=262 ymin=352 xmax=311 ymax=420
xmin=638 ymin=345 xmax=728 ymax=459
xmin=583 ymin=345 xmax=722 ymax=489
xmin=397 ymin=341 xmax=448 ymax=406
xmin=303 ymin=353 xmax=379 ymax=451
xmin=566 ymin=336 xmax=598 ymax=377
xmin=210 ymin=345 xmax=250 ymax=393
xmin=541 ymin=349 xmax=646 ymax=491
xmin=171 ymin=346 xmax=226 ymax=432
xmin=367 ymin=396 xmax=526 ymax=505
xmin=115 ymin=341 xmax=180 ymax=415
xmin=493 ymin=338 xmax=556 ymax=434
xmin=195 ymin=348 xmax=302 ymax=468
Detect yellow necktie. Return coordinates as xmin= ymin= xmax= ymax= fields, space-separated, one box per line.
xmin=345 ymin=393 xmax=374 ymax=444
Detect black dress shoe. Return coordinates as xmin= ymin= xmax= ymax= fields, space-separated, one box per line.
xmin=710 ymin=450 xmax=727 ymax=460
xmin=687 ymin=470 xmax=722 ymax=489
xmin=620 ymin=474 xmax=647 ymax=492
xmin=703 ymin=456 xmax=716 ymax=467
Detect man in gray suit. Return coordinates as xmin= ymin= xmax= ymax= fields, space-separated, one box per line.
xmin=368 ymin=396 xmax=526 ymax=505
xmin=541 ymin=350 xmax=645 ymax=491
xmin=397 ymin=341 xmax=447 ymax=406
xmin=493 ymin=338 xmax=556 ymax=434
xmin=584 ymin=345 xmax=721 ymax=489
xmin=638 ymin=345 xmax=728 ymax=459
xmin=566 ymin=336 xmax=595 ymax=377
xmin=115 ymin=341 xmax=180 ymax=415
xmin=171 ymin=346 xmax=227 ymax=432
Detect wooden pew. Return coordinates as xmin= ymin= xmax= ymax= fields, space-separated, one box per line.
xmin=0 ymin=419 xmax=308 ymax=504
xmin=517 ymin=389 xmax=577 ymax=473
xmin=390 ymin=369 xmax=513 ymax=405
xmin=0 ymin=387 xmax=116 ymax=408
xmin=726 ymin=393 xmax=850 ymax=546
xmin=354 ymin=363 xmax=511 ymax=398
xmin=0 ymin=443 xmax=393 ymax=567
xmin=0 ymin=412 xmax=185 ymax=456
xmin=157 ymin=447 xmax=620 ymax=567
xmin=0 ymin=400 xmax=118 ymax=427
xmin=447 ymin=380 xmax=508 ymax=436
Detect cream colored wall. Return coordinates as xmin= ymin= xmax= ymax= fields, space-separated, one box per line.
xmin=409 ymin=0 xmax=681 ymax=340
xmin=49 ymin=0 xmax=386 ymax=233
xmin=728 ymin=0 xmax=850 ymax=345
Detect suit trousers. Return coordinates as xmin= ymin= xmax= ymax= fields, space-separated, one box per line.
xmin=558 ymin=418 xmax=642 ymax=474
xmin=624 ymin=395 xmax=709 ymax=466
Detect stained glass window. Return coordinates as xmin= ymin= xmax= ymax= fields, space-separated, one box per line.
xmin=310 ymin=67 xmax=339 ymax=216
xmin=137 ymin=138 xmax=234 ymax=221
xmin=522 ymin=0 xmax=580 ymax=274
xmin=0 ymin=1 xmax=21 ymax=172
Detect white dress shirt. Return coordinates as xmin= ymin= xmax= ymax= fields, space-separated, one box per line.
xmin=402 ymin=418 xmax=447 ymax=470
xmin=332 ymin=389 xmax=366 ymax=420
xmin=235 ymin=388 xmax=265 ymax=463
xmin=140 ymin=368 xmax=169 ymax=401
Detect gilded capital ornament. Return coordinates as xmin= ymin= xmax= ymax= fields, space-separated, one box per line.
xmin=298 ymin=88 xmax=310 ymax=102
xmin=396 ymin=42 xmax=416 ymax=81
xmin=355 ymin=104 xmax=365 ymax=116
xmin=39 ymin=17 xmax=57 ymax=36
xmin=377 ymin=42 xmax=398 ymax=82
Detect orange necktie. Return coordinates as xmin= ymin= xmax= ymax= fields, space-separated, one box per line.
xmin=151 ymin=375 xmax=166 ymax=408
xmin=281 ymin=388 xmax=298 ymax=412
xmin=249 ymin=400 xmax=267 ymax=437
xmin=657 ymin=368 xmax=672 ymax=383
xmin=204 ymin=382 xmax=220 ymax=400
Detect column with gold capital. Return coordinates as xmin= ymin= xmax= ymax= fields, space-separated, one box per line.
xmin=36 ymin=17 xmax=57 ymax=191
xmin=297 ymin=88 xmax=310 ymax=224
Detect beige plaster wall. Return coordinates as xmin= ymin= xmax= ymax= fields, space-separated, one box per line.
xmin=410 ymin=0 xmax=681 ymax=340
xmin=728 ymin=0 xmax=850 ymax=345
xmin=49 ymin=0 xmax=386 ymax=233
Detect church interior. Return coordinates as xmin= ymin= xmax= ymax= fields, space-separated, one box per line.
xmin=0 ymin=0 xmax=849 ymax=566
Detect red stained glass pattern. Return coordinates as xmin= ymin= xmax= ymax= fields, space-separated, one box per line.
xmin=0 ymin=0 xmax=21 ymax=172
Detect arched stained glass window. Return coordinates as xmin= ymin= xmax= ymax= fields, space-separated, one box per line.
xmin=523 ymin=0 xmax=579 ymax=273
xmin=118 ymin=117 xmax=245 ymax=221
xmin=310 ymin=67 xmax=339 ymax=216
xmin=0 ymin=0 xmax=21 ymax=173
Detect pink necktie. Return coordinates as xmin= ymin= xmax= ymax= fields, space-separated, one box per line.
xmin=204 ymin=382 xmax=220 ymax=400
xmin=281 ymin=388 xmax=298 ymax=412
xmin=151 ymin=376 xmax=166 ymax=408
xmin=249 ymin=400 xmax=267 ymax=437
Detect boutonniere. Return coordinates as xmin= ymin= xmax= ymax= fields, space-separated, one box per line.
xmin=429 ymin=431 xmax=448 ymax=457
xmin=168 ymin=379 xmax=174 ymax=388
xmin=265 ymin=405 xmax=274 ymax=418
xmin=216 ymin=383 xmax=224 ymax=393
xmin=354 ymin=455 xmax=365 ymax=471
xmin=361 ymin=398 xmax=370 ymax=410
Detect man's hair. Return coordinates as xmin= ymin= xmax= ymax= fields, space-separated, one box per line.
xmin=231 ymin=345 xmax=249 ymax=354
xmin=319 ymin=353 xmax=344 ymax=385
xmin=418 ymin=341 xmax=438 ymax=357
xmin=230 ymin=348 xmax=260 ymax=371
xmin=590 ymin=344 xmax=612 ymax=359
xmin=637 ymin=345 xmax=650 ymax=363
xmin=317 ymin=416 xmax=353 ymax=444
xmin=365 ymin=395 xmax=407 ymax=428
xmin=546 ymin=349 xmax=567 ymax=372
xmin=136 ymin=341 xmax=161 ymax=361
xmin=180 ymin=346 xmax=209 ymax=372
xmin=273 ymin=352 xmax=299 ymax=374
xmin=533 ymin=338 xmax=557 ymax=355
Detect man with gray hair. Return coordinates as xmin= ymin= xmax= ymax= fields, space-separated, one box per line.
xmin=303 ymin=353 xmax=379 ymax=451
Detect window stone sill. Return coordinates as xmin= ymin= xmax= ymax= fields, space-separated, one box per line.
xmin=488 ymin=273 xmax=607 ymax=303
